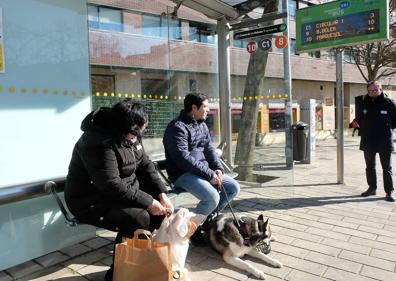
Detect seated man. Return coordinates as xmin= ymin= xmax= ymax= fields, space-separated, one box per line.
xmin=163 ymin=93 xmax=240 ymax=243
xmin=65 ymin=99 xmax=173 ymax=281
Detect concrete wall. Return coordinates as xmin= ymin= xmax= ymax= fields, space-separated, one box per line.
xmin=293 ymin=80 xmax=335 ymax=102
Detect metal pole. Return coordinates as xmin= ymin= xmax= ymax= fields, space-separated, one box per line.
xmin=282 ymin=0 xmax=293 ymax=168
xmin=217 ymin=17 xmax=233 ymax=166
xmin=336 ymin=49 xmax=344 ymax=184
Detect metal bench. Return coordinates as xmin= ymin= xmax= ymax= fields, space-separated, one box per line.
xmin=42 ymin=159 xmax=180 ymax=227
xmin=45 ymin=142 xmax=237 ymax=226
xmin=153 ymin=159 xmax=185 ymax=200
xmin=44 ymin=180 xmax=80 ymax=227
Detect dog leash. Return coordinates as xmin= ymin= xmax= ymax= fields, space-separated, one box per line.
xmin=217 ymin=183 xmax=253 ymax=246
xmin=217 ymin=183 xmax=241 ymax=229
xmin=217 ymin=183 xmax=269 ymax=250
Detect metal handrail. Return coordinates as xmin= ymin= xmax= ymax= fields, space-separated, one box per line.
xmin=44 ymin=181 xmax=79 ymax=227
xmin=0 ymin=177 xmax=66 ymax=205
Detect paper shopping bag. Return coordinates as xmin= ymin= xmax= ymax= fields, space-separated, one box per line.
xmin=113 ymin=229 xmax=172 ymax=281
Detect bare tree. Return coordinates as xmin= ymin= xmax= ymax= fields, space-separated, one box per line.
xmin=234 ymin=0 xmax=278 ymax=181
xmin=347 ymin=0 xmax=396 ymax=82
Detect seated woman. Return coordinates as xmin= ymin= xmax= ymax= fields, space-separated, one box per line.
xmin=64 ymin=99 xmax=173 ymax=281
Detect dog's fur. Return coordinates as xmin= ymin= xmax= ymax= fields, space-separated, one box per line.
xmin=208 ymin=214 xmax=282 ymax=280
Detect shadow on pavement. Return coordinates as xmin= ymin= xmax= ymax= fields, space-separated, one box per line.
xmin=232 ymin=194 xmax=384 ymax=212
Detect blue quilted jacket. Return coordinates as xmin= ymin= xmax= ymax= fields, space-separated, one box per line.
xmin=163 ymin=110 xmax=223 ymax=182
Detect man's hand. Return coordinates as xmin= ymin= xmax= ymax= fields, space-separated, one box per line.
xmin=210 ymin=170 xmax=223 ymax=185
xmin=159 ymin=193 xmax=174 ymax=215
xmin=147 ymin=199 xmax=167 ymax=216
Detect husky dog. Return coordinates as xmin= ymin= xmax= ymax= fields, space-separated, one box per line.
xmin=208 ymin=214 xmax=282 ymax=280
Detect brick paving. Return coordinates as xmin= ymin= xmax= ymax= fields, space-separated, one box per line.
xmin=1 ymin=136 xmax=396 ymax=281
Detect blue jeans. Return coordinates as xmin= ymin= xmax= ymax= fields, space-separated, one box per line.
xmin=174 ymin=173 xmax=240 ymax=216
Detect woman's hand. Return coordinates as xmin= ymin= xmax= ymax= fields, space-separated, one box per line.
xmin=147 ymin=199 xmax=167 ymax=216
xmin=159 ymin=193 xmax=174 ymax=215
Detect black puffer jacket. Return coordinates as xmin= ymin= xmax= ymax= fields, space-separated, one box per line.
xmin=356 ymin=93 xmax=396 ymax=152
xmin=65 ymin=107 xmax=167 ymax=219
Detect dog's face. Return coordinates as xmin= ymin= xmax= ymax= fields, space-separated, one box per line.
xmin=239 ymin=214 xmax=272 ymax=254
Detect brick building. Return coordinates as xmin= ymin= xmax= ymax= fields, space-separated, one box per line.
xmin=87 ymin=0 xmax=396 ymax=145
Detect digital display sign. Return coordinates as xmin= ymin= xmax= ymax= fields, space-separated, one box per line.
xmin=296 ymin=0 xmax=389 ymax=53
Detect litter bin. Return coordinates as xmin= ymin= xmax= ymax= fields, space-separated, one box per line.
xmin=292 ymin=122 xmax=309 ymax=161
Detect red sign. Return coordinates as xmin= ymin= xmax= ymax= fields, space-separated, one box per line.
xmin=246 ymin=41 xmax=258 ymax=54
xmin=274 ymin=35 xmax=288 ymax=49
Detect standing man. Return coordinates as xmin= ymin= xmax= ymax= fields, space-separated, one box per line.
xmin=163 ymin=93 xmax=240 ymax=243
xmin=357 ymin=81 xmax=396 ymax=202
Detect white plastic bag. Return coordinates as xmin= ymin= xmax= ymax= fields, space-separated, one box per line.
xmin=153 ymin=208 xmax=206 ymax=272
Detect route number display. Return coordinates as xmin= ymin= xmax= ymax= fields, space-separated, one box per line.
xmin=296 ymin=0 xmax=389 ymax=53
xmin=246 ymin=41 xmax=258 ymax=54
xmin=275 ymin=35 xmax=288 ymax=49
xmin=259 ymin=38 xmax=272 ymax=51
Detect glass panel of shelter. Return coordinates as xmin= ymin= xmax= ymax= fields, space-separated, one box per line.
xmin=88 ymin=3 xmax=292 ymax=187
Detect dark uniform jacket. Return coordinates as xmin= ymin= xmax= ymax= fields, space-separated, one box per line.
xmin=163 ymin=110 xmax=223 ymax=183
xmin=65 ymin=108 xmax=167 ymax=221
xmin=356 ymin=93 xmax=396 ymax=152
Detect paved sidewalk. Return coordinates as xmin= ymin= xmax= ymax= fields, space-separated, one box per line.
xmin=1 ymin=136 xmax=396 ymax=281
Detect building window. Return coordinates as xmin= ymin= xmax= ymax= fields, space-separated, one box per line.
xmin=290 ymin=39 xmax=297 ymax=55
xmin=344 ymin=49 xmax=355 ymax=63
xmin=88 ymin=5 xmax=122 ymax=32
xmin=328 ymin=49 xmax=336 ymax=61
xmin=189 ymin=79 xmax=197 ymax=92
xmin=88 ymin=5 xmax=99 ymax=29
xmin=288 ymin=0 xmax=296 ymax=18
xmin=167 ymin=18 xmax=182 ymax=40
xmin=142 ymin=14 xmax=181 ymax=39
xmin=91 ymin=75 xmax=115 ymax=95
xmin=233 ymin=38 xmax=249 ymax=48
xmin=189 ymin=22 xmax=217 ymax=44
xmin=142 ymin=14 xmax=162 ymax=37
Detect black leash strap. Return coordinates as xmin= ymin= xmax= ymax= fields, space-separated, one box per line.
xmin=218 ymin=183 xmax=241 ymax=229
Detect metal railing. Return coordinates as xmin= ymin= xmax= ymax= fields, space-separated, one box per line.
xmin=0 ymin=177 xmax=66 ymax=205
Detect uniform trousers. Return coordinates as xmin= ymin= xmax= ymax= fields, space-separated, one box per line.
xmin=364 ymin=149 xmax=394 ymax=194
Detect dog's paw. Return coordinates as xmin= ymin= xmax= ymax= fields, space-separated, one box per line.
xmin=273 ymin=260 xmax=283 ymax=268
xmin=253 ymin=269 xmax=266 ymax=280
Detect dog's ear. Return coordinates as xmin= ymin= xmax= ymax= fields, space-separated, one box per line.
xmin=258 ymin=215 xmax=269 ymax=232
xmin=263 ymin=218 xmax=269 ymax=229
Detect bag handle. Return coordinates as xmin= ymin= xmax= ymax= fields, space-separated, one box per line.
xmin=132 ymin=229 xmax=152 ymax=248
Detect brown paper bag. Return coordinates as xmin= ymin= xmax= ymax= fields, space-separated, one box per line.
xmin=113 ymin=229 xmax=172 ymax=281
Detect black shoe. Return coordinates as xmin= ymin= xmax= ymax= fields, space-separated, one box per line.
xmin=361 ymin=188 xmax=376 ymax=197
xmin=201 ymin=213 xmax=216 ymax=232
xmin=104 ymin=268 xmax=113 ymax=281
xmin=385 ymin=191 xmax=395 ymax=202
xmin=189 ymin=226 xmax=207 ymax=246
